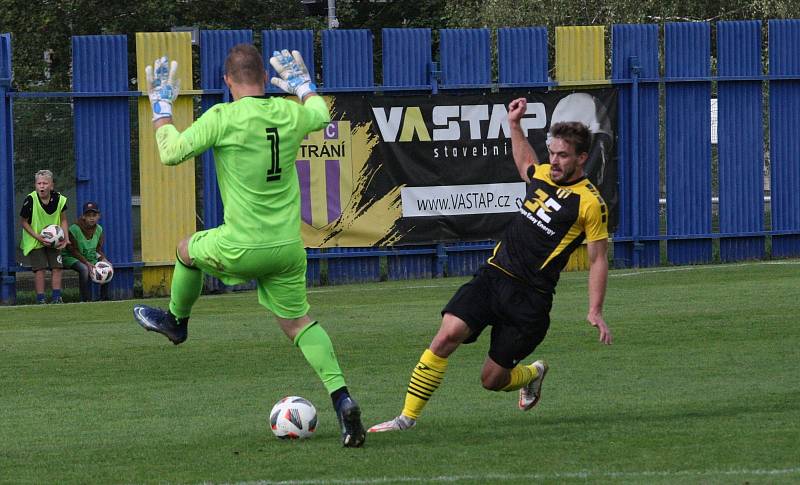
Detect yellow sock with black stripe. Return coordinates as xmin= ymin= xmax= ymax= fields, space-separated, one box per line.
xmin=500 ymin=363 xmax=539 ymax=392
xmin=401 ymin=349 xmax=448 ymax=420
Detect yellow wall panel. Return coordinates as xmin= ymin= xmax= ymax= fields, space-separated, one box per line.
xmin=135 ymin=32 xmax=196 ymax=296
xmin=141 ymin=266 xmax=174 ymax=297
xmin=555 ymin=26 xmax=607 ymax=85
xmin=565 ymin=244 xmax=589 ymax=271
xmin=554 ymin=26 xmax=604 ymax=269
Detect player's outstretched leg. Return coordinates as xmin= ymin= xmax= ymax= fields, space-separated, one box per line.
xmin=519 ymin=360 xmax=548 ymax=411
xmin=133 ymin=305 xmax=188 ymax=345
xmin=334 ymin=394 xmax=366 ymax=447
xmin=368 ymin=348 xmax=448 ymax=433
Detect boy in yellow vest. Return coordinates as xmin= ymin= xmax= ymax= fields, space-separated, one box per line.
xmin=19 ymin=169 xmax=70 ymax=304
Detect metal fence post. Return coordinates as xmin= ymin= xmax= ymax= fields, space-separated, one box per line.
xmin=0 ymin=34 xmax=15 ymax=304
xmin=435 ymin=243 xmax=447 ymax=277
xmin=629 ymin=55 xmax=642 ymax=267
xmin=428 ymin=61 xmax=440 ymax=94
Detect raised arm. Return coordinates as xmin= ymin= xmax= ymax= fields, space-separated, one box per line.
xmin=270 ymin=49 xmax=330 ymax=133
xmin=144 ymin=57 xmax=209 ymax=166
xmin=586 ymin=238 xmax=611 ymax=345
xmin=147 ymin=56 xmax=179 ymax=132
xmin=507 ymin=97 xmax=539 ymax=182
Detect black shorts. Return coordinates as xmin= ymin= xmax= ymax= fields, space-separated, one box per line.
xmin=27 ymin=247 xmax=63 ymax=271
xmin=442 ymin=266 xmax=552 ymax=369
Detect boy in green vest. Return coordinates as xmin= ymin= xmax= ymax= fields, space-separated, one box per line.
xmin=19 ymin=169 xmax=70 ymax=304
xmin=62 ymin=201 xmax=109 ymax=302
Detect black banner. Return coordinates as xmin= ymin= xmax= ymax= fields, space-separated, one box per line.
xmin=300 ymin=89 xmax=617 ymax=247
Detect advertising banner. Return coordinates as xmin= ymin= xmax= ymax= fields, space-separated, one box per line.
xmin=300 ymin=89 xmax=617 ymax=247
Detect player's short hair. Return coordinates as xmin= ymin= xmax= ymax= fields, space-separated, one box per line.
xmin=225 ymin=43 xmax=266 ymax=85
xmin=549 ymin=122 xmax=591 ymax=156
xmin=35 ymin=169 xmax=53 ymax=181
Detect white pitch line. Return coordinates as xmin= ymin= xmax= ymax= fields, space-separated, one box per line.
xmin=306 ymin=283 xmax=461 ymax=295
xmin=304 ymin=260 xmax=799 ymax=292
xmin=4 ymin=261 xmax=796 ymax=308
xmin=612 ymin=266 xmax=712 ymax=277
xmin=611 ymin=259 xmax=800 ymax=278
xmin=227 ymin=467 xmax=800 ymax=485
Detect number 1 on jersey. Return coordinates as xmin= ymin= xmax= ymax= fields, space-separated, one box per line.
xmin=265 ymin=127 xmax=281 ymax=182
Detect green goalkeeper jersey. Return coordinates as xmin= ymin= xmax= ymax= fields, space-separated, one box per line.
xmin=155 ymin=95 xmax=330 ymax=247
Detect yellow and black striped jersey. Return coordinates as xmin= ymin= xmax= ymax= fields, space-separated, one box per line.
xmin=488 ymin=163 xmax=608 ymax=293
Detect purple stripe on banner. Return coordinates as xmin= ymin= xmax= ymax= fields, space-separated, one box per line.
xmin=296 ymin=160 xmax=312 ymax=225
xmin=325 ymin=159 xmax=341 ymax=224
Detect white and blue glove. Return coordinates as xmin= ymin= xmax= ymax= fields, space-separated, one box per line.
xmin=145 ymin=56 xmax=179 ymax=121
xmin=269 ymin=49 xmax=316 ymax=100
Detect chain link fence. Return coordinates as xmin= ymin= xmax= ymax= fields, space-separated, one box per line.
xmin=11 ymin=97 xmax=145 ymax=300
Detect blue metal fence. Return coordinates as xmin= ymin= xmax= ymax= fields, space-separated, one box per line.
xmin=665 ymin=22 xmax=713 ymax=265
xmin=717 ymin=21 xmax=765 ymax=262
xmin=769 ymin=20 xmax=800 ymax=257
xmin=382 ymin=28 xmax=431 ymax=88
xmin=323 ymin=29 xmax=374 ymax=89
xmin=611 ymin=24 xmax=661 ymax=268
xmin=498 ymin=27 xmax=549 ymax=86
xmin=2 ymin=21 xmax=800 ymax=303
xmin=0 ymin=34 xmax=14 ymax=302
xmin=440 ymin=28 xmax=491 ymax=87
xmin=71 ymin=35 xmax=136 ymax=299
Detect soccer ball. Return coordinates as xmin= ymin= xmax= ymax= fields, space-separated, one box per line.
xmin=269 ymin=396 xmax=317 ymax=440
xmin=40 ymin=224 xmax=65 ymax=247
xmin=91 ymin=261 xmax=114 ymax=284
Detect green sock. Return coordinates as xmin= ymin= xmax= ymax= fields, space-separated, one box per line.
xmin=294 ymin=322 xmax=347 ymax=394
xmin=168 ymin=258 xmax=202 ymax=319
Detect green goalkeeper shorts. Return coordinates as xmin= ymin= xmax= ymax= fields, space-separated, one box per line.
xmin=188 ymin=229 xmax=310 ymax=319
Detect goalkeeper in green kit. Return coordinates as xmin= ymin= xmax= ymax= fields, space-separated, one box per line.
xmin=133 ymin=44 xmax=366 ymax=447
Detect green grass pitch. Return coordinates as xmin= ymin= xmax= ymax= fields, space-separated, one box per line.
xmin=1 ymin=261 xmax=799 ymax=484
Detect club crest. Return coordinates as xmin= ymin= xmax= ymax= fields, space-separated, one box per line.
xmin=296 ymin=121 xmax=354 ymax=229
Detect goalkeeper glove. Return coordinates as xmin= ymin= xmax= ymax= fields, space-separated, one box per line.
xmin=269 ymin=49 xmax=316 ymax=100
xmin=145 ymin=56 xmax=180 ymax=121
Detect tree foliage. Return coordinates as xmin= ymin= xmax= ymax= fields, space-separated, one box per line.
xmin=0 ymin=0 xmax=322 ymax=89
xmin=2 ymin=0 xmax=800 ymax=89
xmin=441 ymin=0 xmax=800 ymax=29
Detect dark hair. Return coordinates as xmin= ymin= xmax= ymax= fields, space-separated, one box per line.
xmin=549 ymin=121 xmax=591 ymax=156
xmin=224 ymin=43 xmax=266 ymax=85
